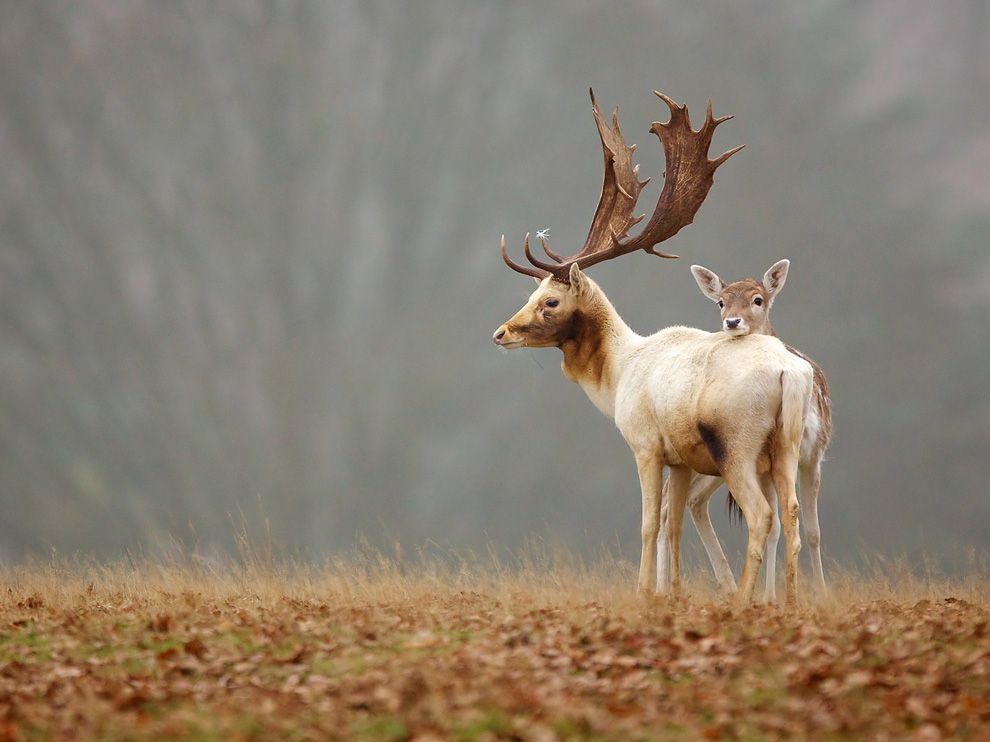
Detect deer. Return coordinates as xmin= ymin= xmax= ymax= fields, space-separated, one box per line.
xmin=655 ymin=261 xmax=832 ymax=600
xmin=491 ymin=88 xmax=815 ymax=605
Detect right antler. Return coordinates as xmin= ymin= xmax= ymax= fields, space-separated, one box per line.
xmin=502 ymin=89 xmax=744 ymax=282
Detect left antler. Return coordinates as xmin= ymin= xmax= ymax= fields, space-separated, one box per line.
xmin=501 ymin=89 xmax=744 ymax=282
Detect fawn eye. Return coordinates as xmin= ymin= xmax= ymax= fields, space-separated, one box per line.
xmin=753 ymin=297 xmax=763 ymax=306
xmin=717 ymin=300 xmax=724 ymax=308
xmin=545 ymin=298 xmax=559 ymax=308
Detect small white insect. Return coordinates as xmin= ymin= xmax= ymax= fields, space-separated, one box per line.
xmin=535 ymin=227 xmax=551 ymax=241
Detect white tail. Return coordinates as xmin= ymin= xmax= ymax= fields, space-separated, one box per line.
xmin=780 ymin=367 xmax=812 ymax=460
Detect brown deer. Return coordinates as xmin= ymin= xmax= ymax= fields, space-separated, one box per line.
xmin=492 ymin=89 xmax=814 ymax=604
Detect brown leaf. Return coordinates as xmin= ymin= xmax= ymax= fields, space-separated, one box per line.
xmin=150 ymin=614 xmax=174 ymax=633
xmin=156 ymin=647 xmax=179 ymax=662
xmin=183 ymin=637 xmax=208 ymax=659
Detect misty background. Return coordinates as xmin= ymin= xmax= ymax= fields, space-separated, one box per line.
xmin=0 ymin=2 xmax=986 ymax=571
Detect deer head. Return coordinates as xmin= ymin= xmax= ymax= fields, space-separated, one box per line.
xmin=493 ymin=263 xmax=595 ymax=349
xmin=690 ymin=259 xmax=790 ymax=337
xmin=494 ymin=88 xmax=743 ymax=348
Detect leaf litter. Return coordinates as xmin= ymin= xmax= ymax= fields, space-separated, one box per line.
xmin=0 ymin=559 xmax=986 ymax=739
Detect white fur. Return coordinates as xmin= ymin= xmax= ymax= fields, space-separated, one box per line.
xmin=495 ymin=271 xmax=814 ymax=604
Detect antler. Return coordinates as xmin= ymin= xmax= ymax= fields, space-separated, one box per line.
xmin=570 ymin=89 xmax=651 ymax=262
xmin=501 ymin=89 xmax=744 ymax=282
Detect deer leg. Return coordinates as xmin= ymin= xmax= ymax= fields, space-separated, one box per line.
xmin=687 ymin=475 xmax=737 ymax=593
xmin=663 ymin=466 xmax=693 ymax=594
xmin=759 ymin=476 xmax=780 ymax=604
xmin=635 ymin=451 xmax=664 ymax=594
xmin=656 ymin=476 xmax=671 ymax=594
xmin=722 ymin=465 xmax=773 ymax=605
xmin=799 ymin=461 xmax=826 ymax=594
xmin=772 ymin=454 xmax=802 ymax=607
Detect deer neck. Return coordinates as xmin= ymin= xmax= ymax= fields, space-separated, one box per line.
xmin=559 ymin=287 xmax=635 ymax=418
xmin=754 ymin=320 xmax=776 ymax=337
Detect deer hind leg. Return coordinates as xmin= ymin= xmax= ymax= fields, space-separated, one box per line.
xmin=799 ymin=461 xmax=826 ymax=594
xmin=772 ymin=450 xmax=802 ymax=607
xmin=687 ymin=475 xmax=737 ymax=593
xmin=721 ymin=464 xmax=773 ymax=605
xmin=662 ymin=466 xmax=693 ymax=594
xmin=656 ymin=476 xmax=672 ymax=594
xmin=635 ymin=452 xmax=664 ymax=594
xmin=759 ymin=476 xmax=780 ymax=604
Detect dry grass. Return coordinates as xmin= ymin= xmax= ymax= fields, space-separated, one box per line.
xmin=1 ymin=548 xmax=988 ymax=739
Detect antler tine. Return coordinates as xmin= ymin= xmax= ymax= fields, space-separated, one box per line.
xmin=522 ymin=232 xmax=561 ymax=273
xmin=501 ymin=234 xmax=549 ymax=279
xmin=653 ymin=90 xmax=688 ymax=127
xmin=540 ymin=236 xmax=565 ymax=263
xmin=703 ymin=100 xmax=735 ymax=129
xmin=711 ymin=143 xmax=746 ymax=168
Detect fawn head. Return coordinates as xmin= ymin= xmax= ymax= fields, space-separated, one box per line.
xmin=690 ymin=259 xmax=789 ymax=336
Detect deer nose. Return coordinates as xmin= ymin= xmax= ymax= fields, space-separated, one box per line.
xmin=493 ymin=328 xmax=506 ymax=344
xmin=725 ymin=318 xmax=741 ymax=329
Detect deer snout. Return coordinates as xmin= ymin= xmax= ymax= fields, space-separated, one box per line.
xmin=725 ymin=318 xmax=741 ymax=330
xmin=493 ymin=324 xmax=526 ymax=349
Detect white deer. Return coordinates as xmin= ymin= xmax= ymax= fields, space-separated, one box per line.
xmin=492 ymin=89 xmax=814 ymax=604
xmin=656 ymin=261 xmax=832 ymax=600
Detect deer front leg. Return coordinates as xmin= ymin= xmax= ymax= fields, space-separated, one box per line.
xmin=663 ymin=465 xmax=693 ymax=594
xmin=635 ymin=451 xmax=664 ymax=595
xmin=656 ymin=479 xmax=672 ymax=594
xmin=686 ymin=475 xmax=737 ymax=593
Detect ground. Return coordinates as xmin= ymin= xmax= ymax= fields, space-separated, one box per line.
xmin=0 ymin=556 xmax=987 ymax=740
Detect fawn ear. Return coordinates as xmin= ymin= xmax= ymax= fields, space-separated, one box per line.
xmin=690 ymin=265 xmax=723 ymax=302
xmin=762 ymin=259 xmax=790 ymax=305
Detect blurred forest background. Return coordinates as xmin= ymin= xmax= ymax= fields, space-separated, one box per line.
xmin=0 ymin=1 xmax=986 ymax=570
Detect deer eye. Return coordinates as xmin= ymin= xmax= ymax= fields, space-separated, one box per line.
xmin=545 ymin=298 xmax=559 ymax=308
xmin=717 ymin=300 xmax=724 ymax=308
xmin=753 ymin=296 xmax=764 ymax=306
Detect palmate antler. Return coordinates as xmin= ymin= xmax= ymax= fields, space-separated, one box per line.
xmin=502 ymin=89 xmax=744 ymax=282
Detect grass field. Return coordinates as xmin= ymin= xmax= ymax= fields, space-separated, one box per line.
xmin=0 ymin=551 xmax=988 ymax=740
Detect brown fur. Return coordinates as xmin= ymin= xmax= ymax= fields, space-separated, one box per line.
xmin=784 ymin=343 xmax=832 ymax=449
xmin=560 ymin=308 xmax=611 ymax=389
xmin=696 ymin=422 xmax=725 ymax=471
xmin=720 ymin=279 xmax=771 ymax=325
xmin=500 ymin=276 xmax=614 ymax=391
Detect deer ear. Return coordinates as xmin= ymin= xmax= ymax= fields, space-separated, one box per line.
xmin=533 ymin=276 xmax=542 ymax=286
xmin=690 ymin=265 xmax=723 ymax=302
xmin=568 ymin=263 xmax=590 ymax=295
xmin=762 ymin=259 xmax=789 ymax=304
